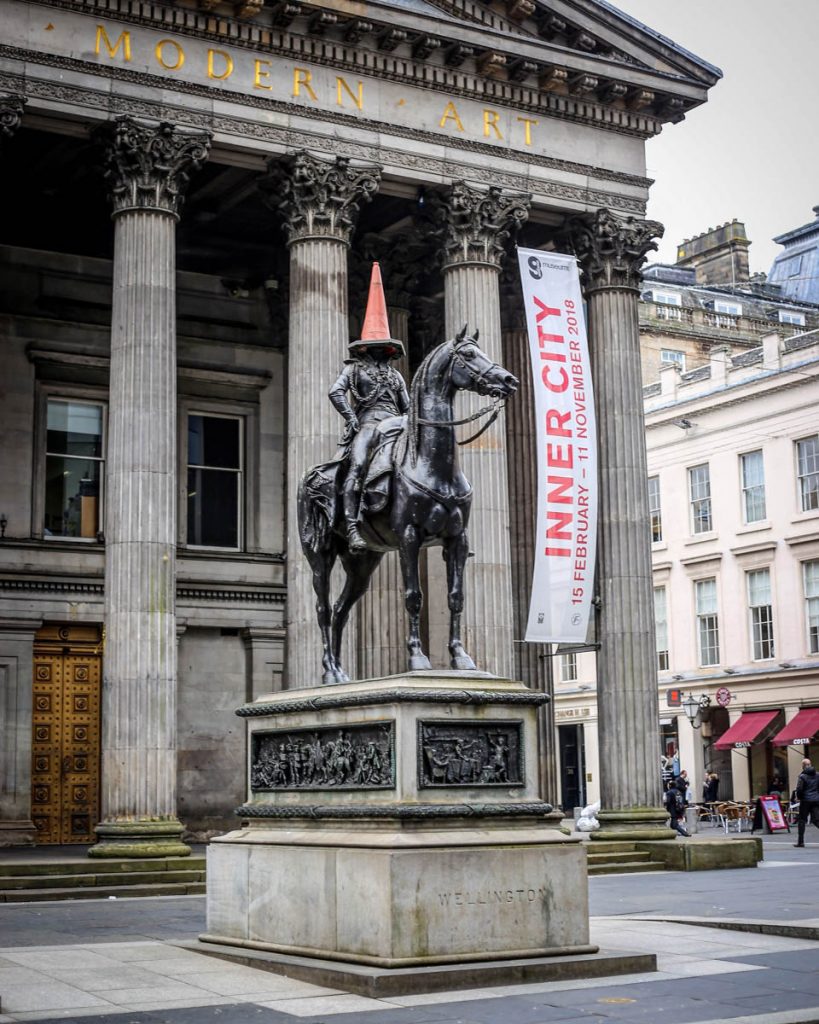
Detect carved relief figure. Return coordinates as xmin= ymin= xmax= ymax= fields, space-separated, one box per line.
xmin=418 ymin=723 xmax=523 ymax=787
xmin=251 ymin=724 xmax=393 ymax=790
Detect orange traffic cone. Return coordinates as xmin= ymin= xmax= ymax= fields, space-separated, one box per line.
xmin=349 ymin=263 xmax=406 ymax=359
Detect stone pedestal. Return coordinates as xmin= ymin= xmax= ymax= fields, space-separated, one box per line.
xmin=204 ymin=673 xmax=594 ymax=974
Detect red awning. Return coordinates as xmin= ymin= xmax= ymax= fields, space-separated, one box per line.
xmin=714 ymin=710 xmax=779 ymax=750
xmin=771 ymin=708 xmax=819 ymax=747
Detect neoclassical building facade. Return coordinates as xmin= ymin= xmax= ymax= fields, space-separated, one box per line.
xmin=0 ymin=0 xmax=717 ymax=852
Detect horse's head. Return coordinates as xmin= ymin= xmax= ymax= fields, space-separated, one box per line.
xmin=449 ymin=324 xmax=519 ymax=399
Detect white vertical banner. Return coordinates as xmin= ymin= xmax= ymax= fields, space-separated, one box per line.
xmin=517 ymin=248 xmax=597 ymax=643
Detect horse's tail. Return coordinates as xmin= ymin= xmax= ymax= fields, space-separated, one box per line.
xmin=298 ymin=466 xmax=336 ymax=555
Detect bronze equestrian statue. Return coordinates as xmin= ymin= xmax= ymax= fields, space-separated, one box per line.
xmin=298 ymin=264 xmax=518 ymax=685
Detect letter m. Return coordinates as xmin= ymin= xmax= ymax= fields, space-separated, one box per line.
xmin=95 ymin=25 xmax=132 ymax=62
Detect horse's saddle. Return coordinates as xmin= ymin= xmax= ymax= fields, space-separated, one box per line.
xmin=302 ymin=416 xmax=407 ymax=532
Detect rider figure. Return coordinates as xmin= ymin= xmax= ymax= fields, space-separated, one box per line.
xmin=329 ymin=264 xmax=409 ymax=552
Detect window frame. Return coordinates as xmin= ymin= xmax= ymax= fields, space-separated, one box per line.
xmin=739 ymin=449 xmax=766 ymax=525
xmin=660 ymin=348 xmax=686 ymax=370
xmin=795 ymin=435 xmax=819 ymax=513
xmin=746 ymin=567 xmax=775 ymax=661
xmin=33 ymin=385 xmax=108 ymax=543
xmin=688 ymin=463 xmax=713 ymax=535
xmin=694 ymin=577 xmax=720 ymax=667
xmin=654 ymin=586 xmax=669 ymax=671
xmin=714 ymin=300 xmax=742 ymax=316
xmin=803 ymin=559 xmax=819 ymax=656
xmin=648 ymin=475 xmax=662 ymax=543
xmin=559 ymin=652 xmax=578 ymax=683
xmin=779 ymin=309 xmax=805 ymax=326
xmin=181 ymin=405 xmax=248 ymax=552
xmin=652 ymin=291 xmax=682 ymax=306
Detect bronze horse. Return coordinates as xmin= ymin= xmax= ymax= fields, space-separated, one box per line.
xmin=298 ymin=326 xmax=519 ymax=685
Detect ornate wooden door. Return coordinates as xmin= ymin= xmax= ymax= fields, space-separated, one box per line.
xmin=32 ymin=626 xmax=102 ymax=844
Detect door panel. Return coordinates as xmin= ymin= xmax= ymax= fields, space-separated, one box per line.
xmin=32 ymin=628 xmax=101 ymax=844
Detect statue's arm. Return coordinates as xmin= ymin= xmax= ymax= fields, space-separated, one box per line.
xmin=329 ymin=366 xmax=358 ymax=428
xmin=396 ymin=375 xmax=410 ymax=414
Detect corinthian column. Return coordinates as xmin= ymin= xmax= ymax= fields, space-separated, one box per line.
xmin=431 ymin=182 xmax=529 ymax=678
xmin=0 ymin=94 xmax=24 ymax=145
xmin=567 ymin=209 xmax=669 ymax=838
xmin=264 ymin=153 xmax=380 ymax=689
xmin=500 ymin=272 xmax=557 ymax=804
xmin=90 ymin=117 xmax=210 ymax=858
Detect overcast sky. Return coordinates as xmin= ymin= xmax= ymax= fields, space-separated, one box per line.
xmin=608 ymin=0 xmax=819 ymax=275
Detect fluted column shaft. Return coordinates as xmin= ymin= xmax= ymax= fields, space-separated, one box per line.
xmin=287 ymin=236 xmax=351 ymax=686
xmin=357 ymin=306 xmax=409 ymax=680
xmin=442 ymin=264 xmax=514 ymax=677
xmin=92 ymin=118 xmax=209 ymax=857
xmin=501 ymin=316 xmax=558 ymax=804
xmin=265 ymin=152 xmax=380 ymax=688
xmin=428 ymin=182 xmax=529 ymax=678
xmin=570 ymin=209 xmax=667 ymax=831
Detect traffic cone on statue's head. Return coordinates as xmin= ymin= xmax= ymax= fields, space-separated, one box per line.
xmin=348 ymin=262 xmax=406 ymax=359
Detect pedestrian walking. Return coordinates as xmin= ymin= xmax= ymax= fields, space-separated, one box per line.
xmin=665 ymin=779 xmax=690 ymax=837
xmin=794 ymin=757 xmax=819 ymax=848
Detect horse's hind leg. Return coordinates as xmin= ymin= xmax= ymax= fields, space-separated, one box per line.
xmin=398 ymin=524 xmax=432 ymax=672
xmin=331 ymin=548 xmax=384 ymax=681
xmin=444 ymin=531 xmax=476 ymax=671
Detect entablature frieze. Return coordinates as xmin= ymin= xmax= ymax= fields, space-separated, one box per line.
xmin=6 ymin=0 xmax=708 ymax=140
xmin=0 ymin=64 xmax=648 ymax=217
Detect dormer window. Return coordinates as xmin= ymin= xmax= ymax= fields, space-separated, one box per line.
xmin=713 ymin=300 xmax=742 ymax=315
xmin=779 ymin=309 xmax=805 ymax=326
xmin=652 ymin=291 xmax=682 ymax=320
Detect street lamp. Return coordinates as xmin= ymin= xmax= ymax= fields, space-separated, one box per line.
xmin=682 ymin=693 xmax=711 ymax=729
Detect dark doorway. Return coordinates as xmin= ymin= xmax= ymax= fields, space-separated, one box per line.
xmin=558 ymin=724 xmax=586 ymax=812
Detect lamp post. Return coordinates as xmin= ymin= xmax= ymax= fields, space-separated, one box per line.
xmin=682 ymin=693 xmax=711 ymax=730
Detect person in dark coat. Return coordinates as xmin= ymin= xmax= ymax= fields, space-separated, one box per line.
xmin=703 ymin=772 xmax=719 ymax=803
xmin=794 ymin=758 xmax=819 ymax=848
xmin=664 ymin=780 xmax=690 ymax=837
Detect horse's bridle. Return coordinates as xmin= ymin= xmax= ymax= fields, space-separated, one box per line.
xmin=415 ymin=337 xmax=508 ymax=445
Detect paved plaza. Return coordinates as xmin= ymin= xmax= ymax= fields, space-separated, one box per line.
xmin=1 ymin=832 xmax=818 ymax=1024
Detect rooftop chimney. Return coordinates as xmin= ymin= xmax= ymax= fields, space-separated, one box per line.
xmin=675 ymin=219 xmax=751 ymax=286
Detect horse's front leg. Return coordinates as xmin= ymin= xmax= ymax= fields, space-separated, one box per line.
xmin=444 ymin=531 xmax=476 ymax=671
xmin=308 ymin=551 xmax=344 ymax=685
xmin=398 ymin=523 xmax=431 ymax=672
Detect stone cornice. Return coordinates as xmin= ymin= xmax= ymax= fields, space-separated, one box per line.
xmin=567 ymin=208 xmax=663 ymax=293
xmin=96 ymin=115 xmax=212 ymax=218
xmin=0 ymin=64 xmax=647 ymax=215
xmin=262 ymin=150 xmax=380 ymax=244
xmin=11 ymin=0 xmax=700 ymax=137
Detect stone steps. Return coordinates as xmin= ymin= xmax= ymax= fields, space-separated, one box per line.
xmin=586 ymin=850 xmax=653 ymax=866
xmin=584 ymin=841 xmax=668 ymax=875
xmin=588 ymin=860 xmax=666 ymax=875
xmin=0 ymin=855 xmax=207 ymax=902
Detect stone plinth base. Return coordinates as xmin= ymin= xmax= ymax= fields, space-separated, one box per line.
xmin=635 ymin=838 xmax=762 ymax=871
xmin=205 ymin=824 xmax=592 ymax=967
xmin=188 ymin=938 xmax=654 ymax=998
xmin=0 ymin=820 xmax=36 ymax=847
xmin=88 ymin=819 xmax=191 ymax=859
xmin=591 ymin=808 xmax=673 ymax=842
xmin=206 ymin=672 xmax=595 ymax=971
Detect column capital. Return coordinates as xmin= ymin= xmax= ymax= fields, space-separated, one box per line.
xmin=264 ymin=151 xmax=380 ymax=246
xmin=434 ymin=181 xmax=530 ymax=271
xmin=0 ymin=94 xmax=25 ymax=142
xmin=567 ymin=208 xmax=663 ymax=293
xmin=97 ymin=116 xmax=211 ymax=219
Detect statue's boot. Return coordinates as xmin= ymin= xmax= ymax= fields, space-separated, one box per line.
xmin=347 ymin=519 xmax=367 ymax=552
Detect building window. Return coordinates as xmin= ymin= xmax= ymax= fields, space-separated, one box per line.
xmin=653 ymin=291 xmax=682 ymax=306
xmin=796 ymin=435 xmax=819 ymax=511
xmin=653 ymin=293 xmax=683 ymax=321
xmin=187 ymin=413 xmax=243 ymax=549
xmin=660 ymin=349 xmax=686 ymax=370
xmin=804 ymin=561 xmax=819 ymax=655
xmin=689 ymin=463 xmax=713 ymax=534
xmin=747 ymin=568 xmax=774 ymax=660
xmin=44 ymin=399 xmax=105 ymax=540
xmin=559 ymin=653 xmax=578 ymax=683
xmin=648 ymin=476 xmax=662 ymax=543
xmin=695 ymin=578 xmax=720 ymax=667
xmin=714 ymin=300 xmax=742 ymax=315
xmin=779 ymin=310 xmax=805 ymax=326
xmin=740 ymin=450 xmax=766 ymax=524
xmin=654 ymin=587 xmax=669 ymax=671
